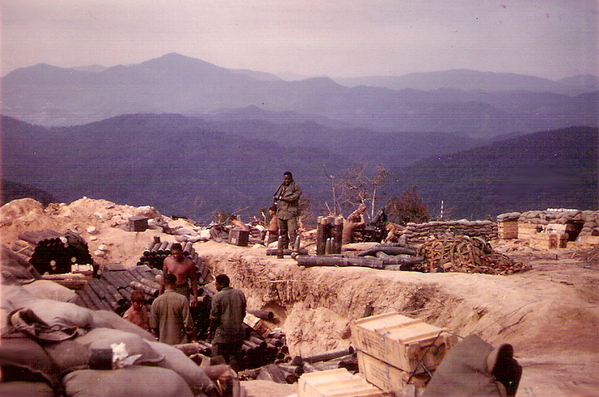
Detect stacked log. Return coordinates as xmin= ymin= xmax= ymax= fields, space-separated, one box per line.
xmin=417 ymin=236 xmax=531 ymax=275
xmin=399 ymin=220 xmax=498 ymax=245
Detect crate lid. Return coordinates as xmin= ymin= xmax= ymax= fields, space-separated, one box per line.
xmin=355 ymin=312 xmax=447 ymax=343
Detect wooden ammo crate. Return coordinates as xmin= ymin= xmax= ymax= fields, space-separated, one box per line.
xmin=298 ymin=368 xmax=390 ymax=397
xmin=352 ymin=312 xmax=457 ymax=374
xmin=357 ymin=350 xmax=430 ymax=395
xmin=128 ymin=216 xmax=149 ymax=232
xmin=228 ymin=229 xmax=249 ymax=246
xmin=498 ymin=220 xmax=518 ymax=239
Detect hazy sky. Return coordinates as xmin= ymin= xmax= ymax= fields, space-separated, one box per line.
xmin=1 ymin=0 xmax=597 ymax=80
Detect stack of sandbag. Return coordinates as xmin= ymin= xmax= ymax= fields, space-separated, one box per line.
xmin=399 ymin=220 xmax=498 ymax=245
xmin=0 ymin=282 xmax=221 ymax=397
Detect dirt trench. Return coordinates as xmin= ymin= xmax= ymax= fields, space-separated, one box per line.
xmin=199 ymin=241 xmax=599 ymax=396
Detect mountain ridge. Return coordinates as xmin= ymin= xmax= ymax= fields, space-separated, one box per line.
xmin=2 ymin=53 xmax=596 ymax=136
xmin=2 ymin=114 xmax=596 ymax=221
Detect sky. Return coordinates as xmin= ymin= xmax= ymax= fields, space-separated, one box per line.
xmin=0 ymin=0 xmax=598 ymax=80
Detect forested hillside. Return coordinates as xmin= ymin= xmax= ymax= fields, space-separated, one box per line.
xmin=387 ymin=126 xmax=599 ymax=218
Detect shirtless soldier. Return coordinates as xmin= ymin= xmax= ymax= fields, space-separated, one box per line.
xmin=161 ymin=243 xmax=198 ymax=306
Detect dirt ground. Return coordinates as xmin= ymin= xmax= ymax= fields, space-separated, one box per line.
xmin=1 ymin=198 xmax=598 ymax=397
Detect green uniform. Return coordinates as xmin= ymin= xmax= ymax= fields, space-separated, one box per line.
xmin=150 ymin=290 xmax=193 ymax=345
xmin=210 ymin=287 xmax=247 ymax=344
xmin=274 ymin=180 xmax=302 ymax=248
xmin=210 ymin=286 xmax=247 ymax=371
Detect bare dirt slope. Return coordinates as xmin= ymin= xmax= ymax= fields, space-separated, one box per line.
xmin=1 ymin=198 xmax=598 ymax=397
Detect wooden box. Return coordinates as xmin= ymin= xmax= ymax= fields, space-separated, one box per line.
xmin=352 ymin=312 xmax=457 ymax=374
xmin=128 ymin=216 xmax=149 ymax=232
xmin=498 ymin=220 xmax=518 ymax=239
xmin=357 ymin=350 xmax=430 ymax=395
xmin=243 ymin=312 xmax=271 ymax=338
xmin=228 ymin=229 xmax=249 ymax=246
xmin=298 ymin=368 xmax=390 ymax=397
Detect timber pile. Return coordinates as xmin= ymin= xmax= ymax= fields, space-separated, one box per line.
xmin=417 ymin=236 xmax=531 ymax=275
xmin=400 ymin=220 xmax=498 ymax=245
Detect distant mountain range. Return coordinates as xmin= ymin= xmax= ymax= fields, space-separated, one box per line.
xmin=390 ymin=126 xmax=599 ymax=218
xmin=2 ymin=113 xmax=596 ymax=221
xmin=333 ymin=69 xmax=599 ymax=95
xmin=2 ymin=53 xmax=597 ymax=137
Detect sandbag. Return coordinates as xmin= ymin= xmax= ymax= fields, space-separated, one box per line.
xmin=0 ymin=337 xmax=61 ymax=390
xmin=10 ymin=308 xmax=79 ymax=342
xmin=423 ymin=334 xmax=521 ymax=397
xmin=0 ymin=381 xmax=55 ymax=397
xmin=23 ymin=280 xmax=79 ymax=303
xmin=75 ymin=328 xmax=163 ymax=365
xmin=89 ymin=310 xmax=155 ymax=341
xmin=63 ymin=366 xmax=193 ymax=397
xmin=27 ymin=299 xmax=93 ymax=329
xmin=148 ymin=341 xmax=216 ymax=393
xmin=43 ymin=340 xmax=91 ymax=375
xmin=1 ymin=284 xmax=39 ymax=312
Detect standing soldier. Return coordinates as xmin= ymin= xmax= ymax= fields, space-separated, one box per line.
xmin=209 ymin=274 xmax=247 ymax=371
xmin=161 ymin=243 xmax=198 ymax=306
xmin=150 ymin=274 xmax=195 ymax=345
xmin=273 ymin=171 xmax=302 ymax=249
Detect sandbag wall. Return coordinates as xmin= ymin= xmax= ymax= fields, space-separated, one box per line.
xmin=497 ymin=209 xmax=599 ymax=245
xmin=400 ymin=220 xmax=498 ymax=245
xmin=10 ymin=229 xmax=95 ymax=275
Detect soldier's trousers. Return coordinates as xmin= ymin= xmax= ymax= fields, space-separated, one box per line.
xmin=277 ymin=217 xmax=298 ymax=249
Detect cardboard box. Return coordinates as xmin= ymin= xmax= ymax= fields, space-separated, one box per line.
xmin=298 ymin=368 xmax=390 ymax=397
xmin=352 ymin=313 xmax=457 ymax=374
xmin=228 ymin=229 xmax=249 ymax=246
xmin=357 ymin=350 xmax=430 ymax=395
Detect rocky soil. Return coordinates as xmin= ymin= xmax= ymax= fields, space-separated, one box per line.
xmin=1 ymin=198 xmax=598 ymax=397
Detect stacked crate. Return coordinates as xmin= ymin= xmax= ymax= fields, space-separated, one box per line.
xmin=298 ymin=368 xmax=390 ymax=397
xmin=498 ymin=220 xmax=519 ymax=239
xmin=352 ymin=313 xmax=458 ymax=396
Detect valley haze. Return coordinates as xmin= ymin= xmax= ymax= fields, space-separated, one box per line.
xmin=0 ymin=53 xmax=597 ymax=222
